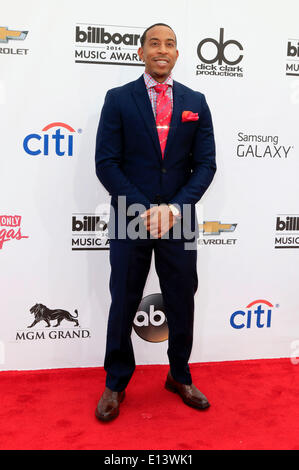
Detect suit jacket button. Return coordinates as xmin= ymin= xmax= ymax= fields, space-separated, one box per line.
xmin=161 ymin=168 xmax=167 ymax=174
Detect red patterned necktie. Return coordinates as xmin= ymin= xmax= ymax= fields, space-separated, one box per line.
xmin=154 ymin=84 xmax=172 ymax=158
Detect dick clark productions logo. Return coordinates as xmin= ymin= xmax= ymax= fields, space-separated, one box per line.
xmin=196 ymin=28 xmax=244 ymax=78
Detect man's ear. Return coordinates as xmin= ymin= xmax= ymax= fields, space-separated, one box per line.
xmin=138 ymin=47 xmax=144 ymax=62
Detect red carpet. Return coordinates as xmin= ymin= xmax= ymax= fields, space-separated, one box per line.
xmin=0 ymin=358 xmax=298 ymax=450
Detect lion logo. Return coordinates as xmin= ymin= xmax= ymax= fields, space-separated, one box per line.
xmin=28 ymin=303 xmax=79 ymax=328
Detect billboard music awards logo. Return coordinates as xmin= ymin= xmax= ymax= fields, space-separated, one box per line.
xmin=133 ymin=294 xmax=168 ymax=343
xmin=23 ymin=122 xmax=80 ymax=157
xmin=74 ymin=23 xmax=144 ymax=66
xmin=71 ymin=213 xmax=110 ymax=250
xmin=230 ymin=299 xmax=277 ymax=330
xmin=198 ymin=220 xmax=237 ymax=246
xmin=0 ymin=26 xmax=29 ymax=55
xmin=196 ymin=28 xmax=243 ymax=78
xmin=15 ymin=303 xmax=91 ymax=341
xmin=0 ymin=215 xmax=29 ymax=250
xmin=274 ymin=214 xmax=299 ymax=249
xmin=286 ymin=38 xmax=299 ymax=77
xmin=236 ymin=132 xmax=294 ymax=159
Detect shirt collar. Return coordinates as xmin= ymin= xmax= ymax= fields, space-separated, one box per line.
xmin=143 ymin=71 xmax=173 ymax=90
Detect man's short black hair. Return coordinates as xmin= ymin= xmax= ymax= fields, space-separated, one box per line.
xmin=140 ymin=23 xmax=177 ymax=47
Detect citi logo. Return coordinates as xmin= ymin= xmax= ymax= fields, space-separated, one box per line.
xmin=230 ymin=299 xmax=275 ymax=329
xmin=23 ymin=122 xmax=78 ymax=157
xmin=75 ymin=26 xmax=140 ymax=46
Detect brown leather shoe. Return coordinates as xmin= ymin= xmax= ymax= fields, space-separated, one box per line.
xmin=95 ymin=387 xmax=126 ymax=422
xmin=165 ymin=371 xmax=210 ymax=410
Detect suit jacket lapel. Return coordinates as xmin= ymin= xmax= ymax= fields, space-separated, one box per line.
xmin=131 ymin=76 xmax=185 ymax=162
xmin=132 ymin=76 xmax=161 ymax=160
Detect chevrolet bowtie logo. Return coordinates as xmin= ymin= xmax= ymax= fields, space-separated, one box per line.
xmin=199 ymin=221 xmax=237 ymax=235
xmin=0 ymin=27 xmax=28 ymax=43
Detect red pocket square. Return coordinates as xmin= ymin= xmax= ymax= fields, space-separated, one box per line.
xmin=182 ymin=111 xmax=199 ymax=122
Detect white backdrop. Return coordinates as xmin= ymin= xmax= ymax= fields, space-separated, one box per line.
xmin=1 ymin=0 xmax=299 ymax=371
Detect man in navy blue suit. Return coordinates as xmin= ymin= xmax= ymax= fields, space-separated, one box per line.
xmin=95 ymin=23 xmax=216 ymax=421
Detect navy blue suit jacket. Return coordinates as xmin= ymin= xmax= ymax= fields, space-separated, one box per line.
xmin=95 ymin=75 xmax=216 ymax=241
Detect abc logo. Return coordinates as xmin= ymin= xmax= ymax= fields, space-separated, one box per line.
xmin=133 ymin=293 xmax=168 ymax=343
xmin=197 ymin=28 xmax=243 ymax=65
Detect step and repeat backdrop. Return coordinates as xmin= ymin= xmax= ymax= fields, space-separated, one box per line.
xmin=1 ymin=0 xmax=299 ymax=371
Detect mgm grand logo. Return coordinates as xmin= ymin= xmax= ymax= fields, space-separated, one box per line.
xmin=74 ymin=23 xmax=144 ymax=66
xmin=15 ymin=303 xmax=91 ymax=341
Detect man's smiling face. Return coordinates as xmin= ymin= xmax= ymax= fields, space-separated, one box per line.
xmin=138 ymin=25 xmax=179 ymax=82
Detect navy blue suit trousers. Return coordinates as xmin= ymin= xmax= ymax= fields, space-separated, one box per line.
xmin=105 ymin=238 xmax=198 ymax=391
